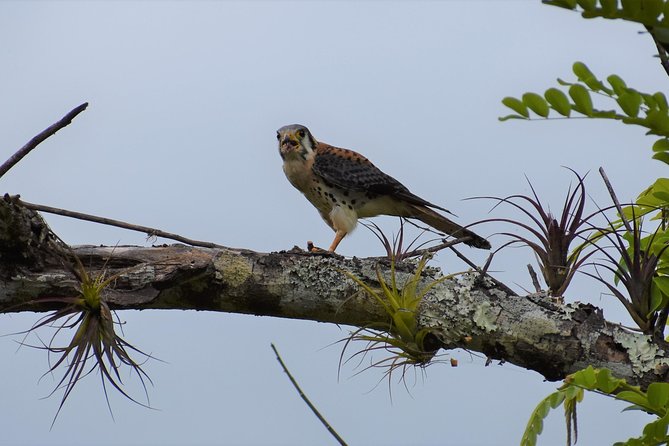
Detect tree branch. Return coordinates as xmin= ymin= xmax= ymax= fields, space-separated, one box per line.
xmin=1 ymin=199 xmax=668 ymax=389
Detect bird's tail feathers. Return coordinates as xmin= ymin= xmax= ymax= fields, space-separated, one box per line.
xmin=411 ymin=205 xmax=491 ymax=250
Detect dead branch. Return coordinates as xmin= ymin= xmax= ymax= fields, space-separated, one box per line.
xmin=0 ymin=103 xmax=88 ymax=179
xmin=16 ymin=197 xmax=225 ymax=249
xmin=599 ymin=167 xmax=632 ymax=232
xmin=527 ymin=264 xmax=542 ymax=292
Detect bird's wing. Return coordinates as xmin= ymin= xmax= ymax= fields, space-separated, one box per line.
xmin=312 ymin=144 xmax=449 ymax=212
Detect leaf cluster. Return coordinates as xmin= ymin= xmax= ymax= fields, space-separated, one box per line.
xmin=340 ymin=254 xmax=455 ymax=386
xmin=635 ymin=178 xmax=669 ymax=225
xmin=585 ymin=205 xmax=669 ymax=338
xmin=522 ymin=366 xmax=669 ymax=446
xmin=480 ymin=166 xmax=669 ymax=337
xmin=544 ymin=0 xmax=669 ymax=27
xmin=501 ymin=62 xmax=669 ymax=166
xmin=506 ymin=2 xmax=669 ymax=445
xmin=499 ymin=64 xmax=669 ymax=336
xmin=477 ymin=169 xmax=596 ymax=297
xmin=16 ymin=253 xmax=154 ymax=427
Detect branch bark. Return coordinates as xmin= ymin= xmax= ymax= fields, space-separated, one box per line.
xmin=1 ymin=197 xmax=668 ymax=389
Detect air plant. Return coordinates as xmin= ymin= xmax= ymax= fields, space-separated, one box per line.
xmin=583 ymin=204 xmax=669 ymax=339
xmin=339 ymin=251 xmax=460 ymax=391
xmin=16 ymin=251 xmax=155 ymax=427
xmin=361 ymin=218 xmax=462 ymax=262
xmin=476 ymin=168 xmax=598 ymax=297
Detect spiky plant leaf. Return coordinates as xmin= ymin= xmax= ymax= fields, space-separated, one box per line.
xmin=13 ymin=251 xmax=157 ymax=427
xmin=584 ymin=204 xmax=669 ymax=337
xmin=475 ymin=168 xmax=597 ymax=296
xmin=339 ymin=250 xmax=461 ymax=389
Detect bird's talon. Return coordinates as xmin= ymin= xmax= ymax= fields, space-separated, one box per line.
xmin=308 ymin=243 xmax=329 ymax=254
xmin=305 ymin=241 xmax=341 ymax=256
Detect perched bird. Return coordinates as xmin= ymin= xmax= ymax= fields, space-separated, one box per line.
xmin=277 ymin=124 xmax=490 ymax=252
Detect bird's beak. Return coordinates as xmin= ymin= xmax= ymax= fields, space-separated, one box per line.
xmin=279 ymin=132 xmax=299 ymax=158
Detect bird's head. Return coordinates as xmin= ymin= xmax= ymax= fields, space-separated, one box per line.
xmin=277 ymin=124 xmax=317 ymax=161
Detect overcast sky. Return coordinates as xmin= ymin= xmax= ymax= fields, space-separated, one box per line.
xmin=1 ymin=1 xmax=666 ymax=445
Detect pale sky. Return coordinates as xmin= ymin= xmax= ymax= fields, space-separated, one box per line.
xmin=1 ymin=1 xmax=666 ymax=445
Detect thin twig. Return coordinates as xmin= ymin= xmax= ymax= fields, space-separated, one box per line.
xmin=0 ymin=103 xmax=88 ymax=179
xmin=400 ymin=237 xmax=469 ymax=258
xmin=270 ymin=343 xmax=348 ymax=446
xmin=527 ymin=264 xmax=542 ymax=293
xmin=402 ymin=218 xmax=446 ymax=237
xmin=598 ymin=167 xmax=632 ymax=233
xmin=449 ymin=246 xmax=517 ymax=296
xmin=16 ymin=198 xmax=225 ymax=249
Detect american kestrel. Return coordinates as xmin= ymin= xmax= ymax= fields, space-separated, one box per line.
xmin=277 ymin=124 xmax=490 ymax=253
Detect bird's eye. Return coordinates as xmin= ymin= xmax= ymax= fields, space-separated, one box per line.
xmin=276 ymin=132 xmax=280 ymax=140
xmin=297 ymin=129 xmax=306 ymax=139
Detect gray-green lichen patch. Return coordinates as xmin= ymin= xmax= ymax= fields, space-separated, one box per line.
xmin=419 ymin=282 xmax=465 ymax=341
xmin=214 ymin=251 xmax=253 ymax=288
xmin=559 ymin=302 xmax=579 ymax=320
xmin=0 ymin=272 xmax=71 ymax=305
xmin=451 ymin=272 xmax=486 ymax=304
xmin=454 ymin=271 xmax=478 ymax=291
xmin=473 ymin=301 xmax=499 ymax=332
xmin=615 ymin=330 xmax=663 ymax=373
xmin=30 ymin=272 xmax=71 ymax=283
xmin=121 ymin=264 xmax=156 ymax=286
xmin=286 ymin=257 xmax=350 ymax=291
xmin=515 ymin=309 xmax=561 ymax=338
xmin=428 ymin=281 xmax=457 ymax=303
xmin=488 ymin=288 xmax=508 ymax=300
